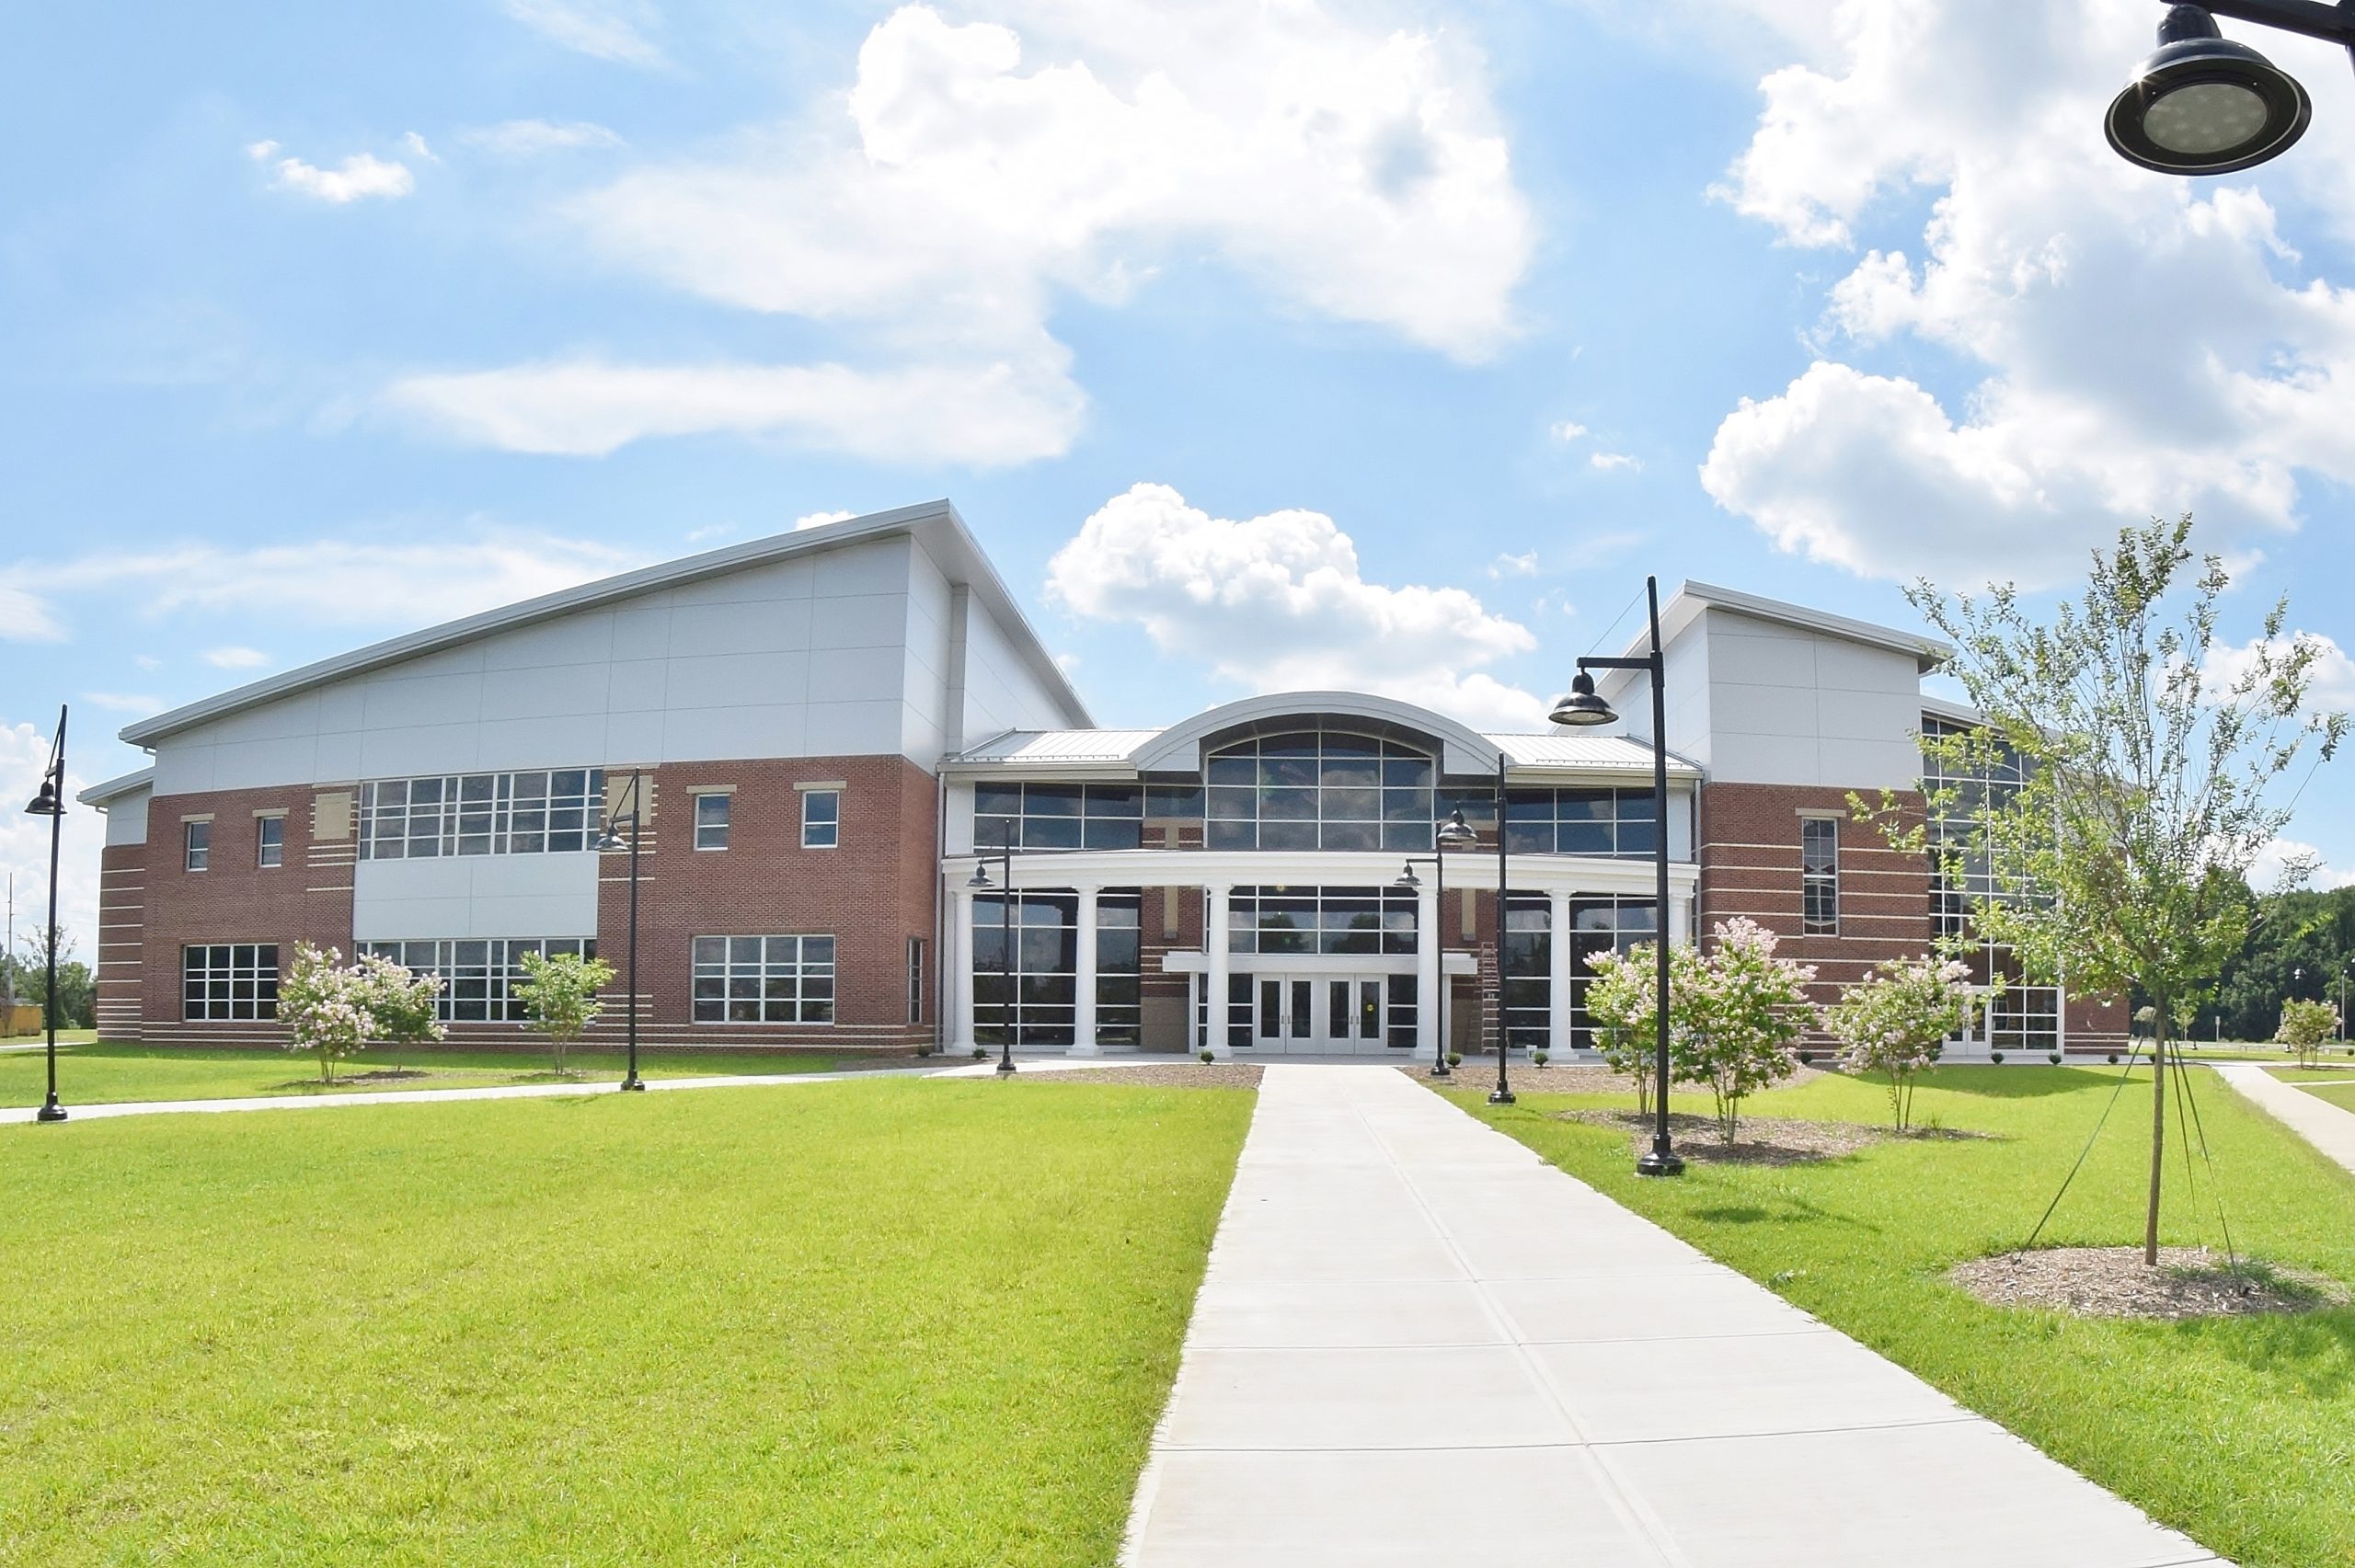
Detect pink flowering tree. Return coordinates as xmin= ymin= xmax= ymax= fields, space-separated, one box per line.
xmin=1821 ymin=955 xmax=1982 ymax=1131
xmin=1584 ymin=939 xmax=1705 ymax=1117
xmin=1674 ymin=918 xmax=1817 ymax=1144
xmin=354 ymin=950 xmax=446 ymax=1074
xmin=2276 ymin=998 xmax=2338 ymax=1070
xmin=278 ymin=943 xmax=373 ymax=1084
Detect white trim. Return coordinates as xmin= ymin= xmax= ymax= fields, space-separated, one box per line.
xmin=1623 ymin=579 xmax=1950 ymax=672
xmin=793 ymin=780 xmax=847 ymax=793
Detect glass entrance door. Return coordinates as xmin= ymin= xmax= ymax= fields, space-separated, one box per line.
xmin=1250 ymin=975 xmax=1388 ymax=1053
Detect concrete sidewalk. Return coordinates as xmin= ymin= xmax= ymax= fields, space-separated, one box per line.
xmin=1121 ymin=1064 xmax=2225 ymax=1568
xmin=2212 ymin=1061 xmax=2355 ymax=1178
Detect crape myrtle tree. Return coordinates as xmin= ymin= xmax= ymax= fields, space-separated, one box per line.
xmin=1863 ymin=518 xmax=2345 ymax=1265
xmin=1589 ymin=918 xmax=1814 ymax=1144
xmin=1583 ymin=937 xmax=1700 ymax=1116
xmin=2276 ymin=998 xmax=2338 ymax=1070
xmin=1821 ymin=955 xmax=1983 ymax=1132
xmin=513 ymin=950 xmax=615 ymax=1075
xmin=355 ymin=951 xmax=446 ymax=1074
xmin=278 ymin=944 xmax=373 ymax=1084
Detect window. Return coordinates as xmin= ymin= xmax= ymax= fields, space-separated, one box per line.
xmin=972 ymin=783 xmax=1143 ymax=852
xmin=1203 ymin=727 xmax=1438 ymax=853
xmin=970 ymin=892 xmax=1141 ymax=1047
xmin=692 ymin=935 xmax=835 ymax=1024
xmin=801 ymin=788 xmax=840 ymax=849
xmin=357 ymin=768 xmax=604 ymax=860
xmin=906 ymin=936 xmax=925 ymax=1024
xmin=1227 ymin=885 xmax=1420 ymax=956
xmin=1502 ymin=894 xmax=1551 ymax=1049
xmin=182 ymin=944 xmax=278 ymax=1020
xmin=257 ymin=815 xmax=285 ymax=868
xmin=694 ymin=793 xmax=730 ymax=851
xmin=1502 ymin=788 xmax=1662 ymax=858
xmin=1801 ymin=817 xmax=1840 ymax=934
xmin=183 ymin=820 xmax=211 ymax=872
xmin=358 ymin=938 xmax=596 ymax=1022
xmin=1564 ymin=898 xmax=1660 ymax=1052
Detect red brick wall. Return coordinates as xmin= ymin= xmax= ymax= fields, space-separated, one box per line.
xmin=587 ymin=755 xmax=938 ymax=1054
xmin=1696 ymin=783 xmax=1932 ymax=1040
xmin=95 ymin=842 xmax=147 ymax=1042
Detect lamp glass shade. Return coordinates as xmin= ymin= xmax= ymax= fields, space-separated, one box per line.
xmin=1549 ymin=670 xmax=1617 ymax=728
xmin=1436 ymin=810 xmax=1477 ymax=848
xmin=24 ymin=782 xmax=59 ymax=817
xmin=1391 ymin=864 xmax=1421 ymax=890
xmin=2106 ymin=25 xmax=2309 ymax=175
xmin=968 ymin=864 xmax=993 ymax=888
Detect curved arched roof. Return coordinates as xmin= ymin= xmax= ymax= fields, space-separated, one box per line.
xmin=1128 ymin=692 xmax=1503 ymax=776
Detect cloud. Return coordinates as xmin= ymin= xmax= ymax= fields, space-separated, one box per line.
xmin=402 ymin=3 xmax=1531 ymax=464
xmin=2251 ymin=835 xmax=2355 ymax=892
xmin=793 ymin=510 xmax=857 ymax=531
xmin=401 ymin=132 xmax=438 ymax=164
xmin=1046 ymin=483 xmax=1548 ymax=731
xmin=202 ymin=647 xmax=271 ymax=670
xmin=382 ymin=354 xmax=1083 ymax=464
xmin=2207 ymin=633 xmax=2355 ymax=715
xmin=1 ymin=586 xmax=66 ymax=642
xmin=1698 ymin=0 xmax=2355 ymax=587
xmin=79 ymin=693 xmax=164 ymax=715
xmin=13 ymin=529 xmax=644 ymax=641
xmin=248 ymin=141 xmax=416 ymax=203
xmin=1548 ymin=420 xmax=1590 ymax=442
xmin=457 ymin=119 xmax=625 ymax=157
xmin=1589 ymin=451 xmax=1641 ymax=472
xmin=500 ymin=0 xmax=667 ymax=68
xmin=1488 ymin=551 xmax=1539 ymax=578
xmin=0 ymin=719 xmax=105 ymax=954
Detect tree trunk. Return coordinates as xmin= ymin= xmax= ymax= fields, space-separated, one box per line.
xmin=2144 ymin=1004 xmax=2167 ymax=1266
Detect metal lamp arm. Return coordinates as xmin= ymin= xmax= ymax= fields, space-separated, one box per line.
xmin=2200 ymin=0 xmax=2355 ymax=44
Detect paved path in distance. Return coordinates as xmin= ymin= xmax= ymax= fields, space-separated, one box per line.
xmin=2213 ymin=1061 xmax=2355 ymax=1179
xmin=1120 ymin=1063 xmax=2227 ymax=1568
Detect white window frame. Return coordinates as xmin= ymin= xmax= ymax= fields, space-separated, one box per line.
xmin=1799 ymin=814 xmax=1841 ymax=935
xmin=183 ymin=818 xmax=212 ymax=873
xmin=799 ymin=786 xmax=841 ymax=850
xmin=693 ymin=791 xmax=731 ymax=852
xmin=182 ymin=943 xmax=279 ymax=1020
xmin=691 ymin=934 xmax=836 ymax=1024
xmin=256 ymin=812 xmax=286 ymax=869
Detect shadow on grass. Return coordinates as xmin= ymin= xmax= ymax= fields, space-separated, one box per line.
xmin=2173 ymin=1306 xmax=2355 ymax=1398
xmin=1686 ymin=1195 xmax=1887 ymax=1234
xmin=1919 ymin=1066 xmax=2126 ymax=1100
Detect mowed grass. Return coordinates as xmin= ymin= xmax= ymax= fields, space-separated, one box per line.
xmin=2300 ymin=1082 xmax=2355 ymax=1115
xmin=0 ymin=1041 xmax=864 ymax=1110
xmin=0 ymin=1078 xmax=1251 ymax=1566
xmin=1449 ymin=1066 xmax=2355 ymax=1568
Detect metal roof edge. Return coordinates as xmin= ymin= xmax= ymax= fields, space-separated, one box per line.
xmin=77 ymin=766 xmax=155 ymax=807
xmin=1620 ymin=579 xmax=1952 ymax=673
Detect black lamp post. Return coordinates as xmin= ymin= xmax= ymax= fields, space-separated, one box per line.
xmin=1394 ymin=809 xmax=1478 ymax=1081
xmin=23 ymin=705 xmax=67 ymax=1123
xmin=2106 ymin=3 xmax=2348 ymax=175
xmin=966 ymin=826 xmax=1017 ymax=1075
xmin=1487 ymin=752 xmax=1519 ymax=1106
xmin=1553 ymin=577 xmax=1683 ymax=1177
xmin=593 ymin=770 xmax=647 ymax=1092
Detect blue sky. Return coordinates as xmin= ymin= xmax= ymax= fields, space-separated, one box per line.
xmin=8 ymin=0 xmax=2355 ymax=943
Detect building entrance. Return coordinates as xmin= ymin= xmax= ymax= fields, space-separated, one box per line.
xmin=1250 ymin=973 xmax=1388 ymax=1054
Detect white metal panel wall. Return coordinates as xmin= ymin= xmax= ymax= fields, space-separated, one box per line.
xmin=351 ymin=853 xmax=600 ymax=941
xmin=102 ymin=788 xmax=151 ymax=847
xmin=1697 ymin=609 xmax=1924 ymax=791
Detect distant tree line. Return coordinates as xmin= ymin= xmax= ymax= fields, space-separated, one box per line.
xmin=2189 ymin=882 xmax=2355 ymax=1043
xmin=3 ymin=926 xmax=97 ymax=1033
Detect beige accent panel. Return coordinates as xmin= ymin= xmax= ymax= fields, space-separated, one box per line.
xmin=313 ymin=790 xmax=353 ymax=841
xmin=1460 ymin=887 xmax=1476 ymax=943
xmin=604 ymin=771 xmax=654 ymax=824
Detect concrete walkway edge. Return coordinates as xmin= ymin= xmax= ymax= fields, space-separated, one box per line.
xmin=2211 ymin=1061 xmax=2355 ymax=1178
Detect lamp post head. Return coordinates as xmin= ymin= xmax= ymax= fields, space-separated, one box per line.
xmin=2107 ymin=5 xmax=2309 ymax=175
xmin=25 ymin=780 xmax=60 ymax=818
xmin=968 ymin=863 xmax=994 ymax=889
xmin=1435 ymin=810 xmax=1477 ymax=850
xmin=1391 ymin=863 xmax=1422 ymax=891
xmin=594 ymin=821 xmax=627 ymax=852
xmin=1549 ymin=670 xmax=1617 ymax=728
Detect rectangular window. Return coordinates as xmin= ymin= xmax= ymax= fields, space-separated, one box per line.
xmin=692 ymin=934 xmax=836 ymax=1024
xmin=357 ymin=938 xmax=596 ymax=1023
xmin=1801 ymin=816 xmax=1840 ymax=934
xmin=694 ymin=792 xmax=730 ymax=851
xmin=974 ymin=782 xmax=1143 ymax=852
xmin=183 ymin=820 xmax=211 ymax=872
xmin=182 ymin=943 xmax=279 ymax=1020
xmin=907 ymin=936 xmax=925 ymax=1024
xmin=357 ymin=768 xmax=605 ymax=860
xmin=256 ymin=815 xmax=284 ymax=868
xmin=801 ymin=788 xmax=840 ymax=849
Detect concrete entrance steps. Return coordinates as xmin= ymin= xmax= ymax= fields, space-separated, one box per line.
xmin=1120 ymin=1063 xmax=2227 ymax=1568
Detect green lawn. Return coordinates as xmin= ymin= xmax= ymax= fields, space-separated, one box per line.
xmin=2299 ymin=1082 xmax=2355 ymax=1115
xmin=0 ymin=1026 xmax=98 ymax=1047
xmin=0 ymin=1077 xmax=1251 ymax=1565
xmin=1448 ymin=1066 xmax=2355 ymax=1568
xmin=0 ymin=1041 xmax=872 ymax=1111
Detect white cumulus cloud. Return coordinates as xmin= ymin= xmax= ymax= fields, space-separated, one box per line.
xmin=202 ymin=647 xmax=271 ymax=670
xmin=0 ymin=719 xmax=106 ymax=955
xmin=793 ymin=510 xmax=858 ymax=531
xmin=1698 ymin=0 xmax=2355 ymax=587
xmin=1046 ymin=483 xmax=1548 ymax=731
xmin=500 ymin=0 xmax=668 ymax=67
xmin=458 ymin=119 xmax=626 ymax=157
xmin=248 ymin=141 xmax=416 ymax=203
xmin=2206 ymin=633 xmax=2355 ymax=715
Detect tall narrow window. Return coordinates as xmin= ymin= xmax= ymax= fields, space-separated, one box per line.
xmin=257 ymin=815 xmax=285 ymax=868
xmin=184 ymin=820 xmax=211 ymax=872
xmin=694 ymin=793 xmax=731 ymax=851
xmin=801 ymin=788 xmax=840 ymax=849
xmin=907 ymin=936 xmax=925 ymax=1024
xmin=1801 ymin=816 xmax=1840 ymax=934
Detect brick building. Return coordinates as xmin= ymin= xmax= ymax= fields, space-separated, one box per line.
xmin=78 ymin=501 xmax=2123 ymax=1060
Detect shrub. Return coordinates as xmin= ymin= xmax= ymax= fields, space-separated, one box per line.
xmin=1532 ymin=1048 xmax=1550 ymax=1067
xmin=1677 ymin=918 xmax=1818 ymax=1144
xmin=2276 ymin=998 xmax=2338 ymax=1070
xmin=1199 ymin=1047 xmax=1215 ymax=1064
xmin=512 ymin=951 xmax=616 ymax=1075
xmin=1446 ymin=1050 xmax=1462 ymax=1067
xmin=2108 ymin=1052 xmax=2121 ymax=1065
xmin=971 ymin=1046 xmax=988 ymax=1060
xmin=277 ymin=944 xmax=373 ymax=1084
xmin=1991 ymin=1050 xmax=2006 ymax=1065
xmin=353 ymin=951 xmax=445 ymax=1073
xmin=2049 ymin=1051 xmax=2063 ymax=1065
xmin=1821 ymin=954 xmax=1980 ymax=1132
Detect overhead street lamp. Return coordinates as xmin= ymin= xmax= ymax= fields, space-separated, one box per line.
xmin=2106 ymin=3 xmax=2348 ymax=175
xmin=1394 ymin=808 xmax=1479 ymax=1081
xmin=1553 ymin=578 xmax=1683 ymax=1177
xmin=593 ymin=770 xmax=648 ymax=1092
xmin=24 ymin=705 xmax=68 ymax=1124
xmin=966 ymin=826 xmax=1018 ymax=1075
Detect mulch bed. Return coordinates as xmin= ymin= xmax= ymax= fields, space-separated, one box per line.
xmin=1951 ymin=1246 xmax=2349 ymax=1320
xmin=1399 ymin=1061 xmax=1831 ymax=1097
xmin=1003 ymin=1064 xmax=1263 ymax=1090
xmin=1554 ymin=1107 xmax=1984 ymax=1166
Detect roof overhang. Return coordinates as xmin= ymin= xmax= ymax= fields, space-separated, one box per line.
xmin=77 ymin=767 xmax=155 ymax=808
xmin=1620 ymin=580 xmax=1951 ymax=674
xmin=1127 ymin=692 xmax=1506 ymax=777
xmin=118 ymin=499 xmax=1091 ymax=749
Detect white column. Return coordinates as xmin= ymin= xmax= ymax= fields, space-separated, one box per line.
xmin=1548 ymin=888 xmax=1574 ymax=1056
xmin=1205 ymin=883 xmax=1234 ymax=1060
xmin=1415 ymin=878 xmax=1441 ymax=1061
xmin=950 ymin=886 xmax=978 ymax=1052
xmin=1671 ymin=892 xmax=1693 ymax=946
xmin=1072 ymin=886 xmax=1101 ymax=1057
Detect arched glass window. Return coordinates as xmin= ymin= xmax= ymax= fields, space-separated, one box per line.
xmin=1203 ymin=726 xmax=1436 ymax=852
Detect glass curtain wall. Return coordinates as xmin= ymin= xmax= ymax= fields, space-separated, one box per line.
xmin=973 ymin=890 xmax=1142 ymax=1047
xmin=1203 ymin=727 xmax=1438 ymax=852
